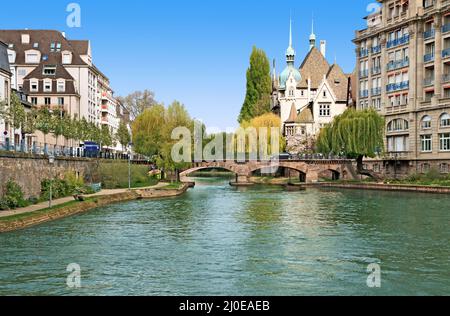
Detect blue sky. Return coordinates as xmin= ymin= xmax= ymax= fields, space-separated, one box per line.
xmin=0 ymin=0 xmax=375 ymax=129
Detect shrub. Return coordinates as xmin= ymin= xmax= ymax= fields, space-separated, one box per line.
xmin=1 ymin=180 xmax=29 ymax=210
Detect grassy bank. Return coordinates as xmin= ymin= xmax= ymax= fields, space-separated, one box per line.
xmin=99 ymin=162 xmax=158 ymax=189
xmin=0 ymin=199 xmax=89 ymax=223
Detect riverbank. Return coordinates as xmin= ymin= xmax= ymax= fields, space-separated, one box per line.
xmin=314 ymin=181 xmax=450 ymax=194
xmin=0 ymin=183 xmax=189 ymax=234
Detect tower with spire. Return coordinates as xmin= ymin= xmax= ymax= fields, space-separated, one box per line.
xmin=271 ymin=15 xmax=352 ymax=153
xmin=309 ymin=19 xmax=316 ymax=50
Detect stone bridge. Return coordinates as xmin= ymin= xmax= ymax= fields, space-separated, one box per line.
xmin=180 ymin=160 xmax=357 ymax=184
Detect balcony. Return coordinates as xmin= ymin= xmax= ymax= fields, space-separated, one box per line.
xmin=371 ymin=66 xmax=381 ymax=75
xmin=423 ymin=29 xmax=435 ymax=40
xmin=386 ymin=81 xmax=409 ymax=93
xmin=443 ymin=74 xmax=450 ymax=83
xmin=360 ymin=90 xmax=369 ymax=98
xmin=371 ymin=45 xmax=381 ymax=54
xmin=442 ymin=24 xmax=450 ymax=34
xmin=387 ymin=34 xmax=410 ymax=49
xmin=387 ymin=59 xmax=409 ymax=71
xmin=359 ymin=69 xmax=369 ymax=78
xmin=101 ymin=105 xmax=108 ymax=112
xmin=359 ymin=48 xmax=369 ymax=58
xmin=371 ymin=87 xmax=382 ymax=96
xmin=423 ymin=77 xmax=435 ymax=87
xmin=384 ymin=151 xmax=411 ymax=160
xmin=442 ymin=48 xmax=450 ymax=58
xmin=424 ymin=53 xmax=435 ymax=63
xmin=385 ymin=105 xmax=408 ymax=114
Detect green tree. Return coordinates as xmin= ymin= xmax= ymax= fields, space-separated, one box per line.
xmin=51 ymin=110 xmax=65 ymax=149
xmin=101 ymin=124 xmax=113 ymax=149
xmin=238 ymin=46 xmax=272 ymax=123
xmin=36 ymin=107 xmax=53 ymax=152
xmin=316 ymin=108 xmax=385 ymax=178
xmin=132 ymin=104 xmax=166 ymax=157
xmin=116 ymin=121 xmax=131 ymax=152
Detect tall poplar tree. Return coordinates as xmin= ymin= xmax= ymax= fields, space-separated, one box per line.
xmin=238 ymin=46 xmax=272 ymax=123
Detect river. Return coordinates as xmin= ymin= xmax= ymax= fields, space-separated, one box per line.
xmin=0 ymin=178 xmax=449 ymax=296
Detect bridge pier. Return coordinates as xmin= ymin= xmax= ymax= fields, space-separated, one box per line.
xmin=230 ymin=174 xmax=254 ymax=187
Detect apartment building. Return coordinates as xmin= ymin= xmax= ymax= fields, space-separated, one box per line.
xmin=0 ymin=41 xmax=12 ymax=146
xmin=0 ymin=30 xmax=125 ymax=152
xmin=354 ymin=0 xmax=450 ymax=177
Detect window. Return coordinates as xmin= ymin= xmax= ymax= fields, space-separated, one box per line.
xmin=58 ymin=97 xmax=65 ymax=106
xmin=422 ymin=115 xmax=432 ymax=129
xmin=62 ymin=52 xmax=72 ymax=64
xmin=373 ymin=164 xmax=380 ymax=173
xmin=30 ymin=80 xmax=38 ymax=92
xmin=440 ymin=163 xmax=449 ymax=174
xmin=387 ymin=119 xmax=409 ymax=132
xmin=440 ymin=133 xmax=450 ymax=151
xmin=387 ymin=135 xmax=409 ymax=152
xmin=30 ymin=97 xmax=37 ymax=105
xmin=43 ymin=80 xmax=52 ymax=92
xmin=421 ymin=135 xmax=432 ymax=152
xmin=44 ymin=97 xmax=51 ymax=106
xmin=440 ymin=113 xmax=450 ymax=127
xmin=289 ymin=89 xmax=294 ymax=97
xmin=323 ymin=90 xmax=327 ymax=97
xmin=57 ymin=80 xmax=65 ymax=93
xmin=319 ymin=104 xmax=331 ymax=117
xmin=421 ymin=163 xmax=431 ymax=174
xmin=25 ymin=53 xmax=39 ymax=64
xmin=43 ymin=65 xmax=56 ymax=76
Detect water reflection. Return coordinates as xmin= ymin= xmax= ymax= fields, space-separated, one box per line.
xmin=0 ymin=178 xmax=449 ymax=296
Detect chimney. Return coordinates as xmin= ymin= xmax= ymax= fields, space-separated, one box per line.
xmin=21 ymin=34 xmax=30 ymax=44
xmin=320 ymin=40 xmax=326 ymax=58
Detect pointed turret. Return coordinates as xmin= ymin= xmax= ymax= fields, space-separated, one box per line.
xmin=309 ymin=18 xmax=316 ymax=50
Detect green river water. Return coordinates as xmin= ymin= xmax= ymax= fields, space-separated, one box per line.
xmin=0 ymin=177 xmax=449 ymax=296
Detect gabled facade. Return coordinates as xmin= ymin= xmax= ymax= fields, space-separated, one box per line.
xmin=272 ymin=21 xmax=351 ymax=153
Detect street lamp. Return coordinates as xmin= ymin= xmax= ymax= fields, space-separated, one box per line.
xmin=128 ymin=142 xmax=133 ymax=191
xmin=48 ymin=155 xmax=55 ymax=208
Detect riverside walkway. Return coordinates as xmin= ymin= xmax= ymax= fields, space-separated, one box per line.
xmin=0 ymin=183 xmax=169 ymax=219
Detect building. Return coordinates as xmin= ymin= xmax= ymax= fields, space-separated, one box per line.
xmin=272 ymin=20 xmax=352 ymax=153
xmin=354 ymin=0 xmax=450 ymax=178
xmin=0 ymin=41 xmax=12 ymax=148
xmin=0 ymin=30 xmax=126 ymax=153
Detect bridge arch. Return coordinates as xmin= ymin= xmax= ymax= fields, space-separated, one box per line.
xmin=249 ymin=164 xmax=308 ymax=183
xmin=180 ymin=166 xmax=237 ymax=178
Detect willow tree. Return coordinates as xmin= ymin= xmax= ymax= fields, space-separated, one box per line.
xmin=316 ymin=108 xmax=384 ymax=178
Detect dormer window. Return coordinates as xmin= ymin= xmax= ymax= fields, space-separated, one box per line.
xmin=57 ymin=80 xmax=65 ymax=93
xmin=30 ymin=79 xmax=39 ymax=92
xmin=25 ymin=50 xmax=40 ymax=64
xmin=7 ymin=50 xmax=16 ymax=63
xmin=43 ymin=65 xmax=57 ymax=76
xmin=62 ymin=51 xmax=72 ymax=64
xmin=44 ymin=79 xmax=52 ymax=92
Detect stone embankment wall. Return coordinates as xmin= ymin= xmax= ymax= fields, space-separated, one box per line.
xmin=318 ymin=182 xmax=450 ymax=194
xmin=0 ymin=153 xmax=99 ymax=198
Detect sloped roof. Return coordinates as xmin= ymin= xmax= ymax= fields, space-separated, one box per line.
xmin=296 ymin=105 xmax=314 ymax=123
xmin=0 ymin=30 xmax=87 ymax=66
xmin=297 ymin=47 xmax=330 ymax=89
xmin=24 ymin=63 xmax=75 ymax=80
xmin=286 ymin=103 xmax=298 ymax=123
xmin=326 ymin=63 xmax=349 ymax=102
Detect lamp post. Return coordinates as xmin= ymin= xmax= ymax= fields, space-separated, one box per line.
xmin=48 ymin=155 xmax=55 ymax=208
xmin=128 ymin=142 xmax=133 ymax=191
